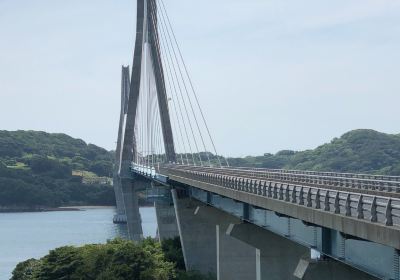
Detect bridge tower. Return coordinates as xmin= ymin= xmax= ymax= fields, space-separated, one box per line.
xmin=116 ymin=0 xmax=178 ymax=241
xmin=120 ymin=0 xmax=175 ymax=170
xmin=112 ymin=66 xmax=130 ymax=224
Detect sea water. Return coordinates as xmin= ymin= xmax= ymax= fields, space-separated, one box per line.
xmin=0 ymin=207 xmax=157 ymax=280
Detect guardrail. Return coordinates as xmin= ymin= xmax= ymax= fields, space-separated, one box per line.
xmin=169 ymin=165 xmax=400 ymax=195
xmin=131 ymin=163 xmax=156 ymax=177
xmin=230 ymin=166 xmax=400 ymax=182
xmin=159 ymin=164 xmax=400 ymax=228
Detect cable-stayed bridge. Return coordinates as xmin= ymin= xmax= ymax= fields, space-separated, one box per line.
xmin=113 ymin=1 xmax=400 ymax=279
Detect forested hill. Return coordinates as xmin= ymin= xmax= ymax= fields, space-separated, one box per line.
xmin=0 ymin=131 xmax=115 ymax=210
xmin=2 ymin=129 xmax=400 ymax=209
xmin=0 ymin=130 xmax=113 ymax=176
xmin=228 ymin=129 xmax=400 ymax=176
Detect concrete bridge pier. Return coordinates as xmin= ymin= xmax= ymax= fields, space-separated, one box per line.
xmin=228 ymin=223 xmax=377 ymax=280
xmin=171 ymin=189 xmax=378 ymax=280
xmin=112 ymin=177 xmax=127 ymax=223
xmin=154 ymin=199 xmax=179 ymax=240
xmin=120 ymin=179 xmax=143 ymax=241
xmin=227 ymin=222 xmax=309 ymax=280
xmin=151 ymin=181 xmax=179 ymax=240
xmin=171 ymin=189 xmax=258 ymax=280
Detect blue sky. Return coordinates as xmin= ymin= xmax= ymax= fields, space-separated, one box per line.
xmin=0 ymin=0 xmax=399 ymax=157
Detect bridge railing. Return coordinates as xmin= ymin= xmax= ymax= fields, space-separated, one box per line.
xmin=231 ymin=167 xmax=400 ymax=182
xmin=160 ymin=164 xmax=400 ymax=228
xmin=131 ymin=163 xmax=156 ymax=177
xmin=166 ymin=164 xmax=400 ymax=195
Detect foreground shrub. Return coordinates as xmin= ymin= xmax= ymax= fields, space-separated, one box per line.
xmin=12 ymin=238 xmax=214 ymax=280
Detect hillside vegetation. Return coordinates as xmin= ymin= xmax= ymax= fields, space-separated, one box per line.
xmin=1 ymin=129 xmax=399 ymax=209
xmin=11 ymin=238 xmax=212 ymax=280
xmin=0 ymin=130 xmax=115 ymax=210
xmin=228 ymin=129 xmax=400 ymax=176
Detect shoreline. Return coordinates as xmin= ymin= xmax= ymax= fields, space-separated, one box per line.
xmin=0 ymin=206 xmax=116 ymax=213
xmin=0 ymin=205 xmax=154 ymax=213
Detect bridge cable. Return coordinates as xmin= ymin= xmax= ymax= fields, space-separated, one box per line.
xmin=150 ymin=4 xmax=203 ymax=166
xmin=157 ymin=8 xmax=205 ymax=166
xmin=145 ymin=43 xmax=150 ymax=168
xmin=149 ymin=61 xmax=155 ymax=168
xmin=148 ymin=3 xmax=196 ymax=165
xmin=157 ymin=5 xmax=212 ymax=167
xmin=148 ymin=3 xmax=191 ymax=163
xmin=159 ymin=0 xmax=228 ymax=167
xmin=149 ymin=43 xmax=161 ymax=167
xmin=147 ymin=3 xmax=172 ymax=166
xmin=155 ymin=109 xmax=164 ymax=164
xmin=140 ymin=40 xmax=147 ymax=167
xmin=155 ymin=16 xmax=186 ymax=165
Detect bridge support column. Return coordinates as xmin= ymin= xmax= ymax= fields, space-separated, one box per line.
xmin=113 ymin=177 xmax=127 ymax=223
xmin=121 ymin=179 xmax=143 ymax=241
xmin=154 ymin=200 xmax=179 ymax=240
xmin=293 ymin=257 xmax=377 ymax=280
xmin=172 ymin=189 xmax=257 ymax=280
xmin=227 ymin=222 xmax=309 ymax=280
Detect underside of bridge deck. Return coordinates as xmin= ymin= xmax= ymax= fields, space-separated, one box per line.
xmin=178 ymin=176 xmax=398 ymax=279
xmin=169 ymin=185 xmax=378 ymax=280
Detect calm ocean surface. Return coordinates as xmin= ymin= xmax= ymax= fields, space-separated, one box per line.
xmin=0 ymin=207 xmax=157 ymax=280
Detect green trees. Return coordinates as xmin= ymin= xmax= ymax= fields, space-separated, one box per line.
xmin=229 ymin=129 xmax=400 ymax=175
xmin=0 ymin=176 xmax=115 ymax=208
xmin=0 ymin=131 xmax=115 ymax=209
xmin=11 ymin=239 xmax=213 ymax=280
xmin=89 ymin=160 xmax=113 ymax=177
xmin=2 ymin=128 xmax=399 ymax=209
xmin=285 ymin=129 xmax=400 ymax=174
xmin=11 ymin=259 xmax=40 ymax=280
xmin=0 ymin=130 xmax=113 ymax=175
xmin=161 ymin=237 xmax=185 ymax=271
xmin=29 ymin=155 xmax=72 ymax=179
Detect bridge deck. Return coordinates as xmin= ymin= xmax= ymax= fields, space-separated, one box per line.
xmin=135 ymin=163 xmax=400 ymax=250
xmin=173 ymin=165 xmax=400 ymax=198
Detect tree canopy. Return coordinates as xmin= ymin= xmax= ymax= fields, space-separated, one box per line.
xmin=2 ymin=129 xmax=399 ymax=209
xmin=228 ymin=129 xmax=400 ymax=175
xmin=11 ymin=238 xmax=213 ymax=280
xmin=0 ymin=130 xmax=115 ymax=209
